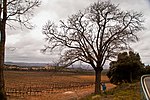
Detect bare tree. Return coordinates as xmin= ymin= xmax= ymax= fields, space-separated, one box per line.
xmin=0 ymin=0 xmax=41 ymax=99
xmin=42 ymin=1 xmax=144 ymax=94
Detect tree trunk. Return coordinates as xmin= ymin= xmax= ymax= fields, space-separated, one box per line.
xmin=0 ymin=0 xmax=7 ymax=99
xmin=0 ymin=24 xmax=7 ymax=100
xmin=0 ymin=44 xmax=6 ymax=100
xmin=94 ymin=69 xmax=102 ymax=94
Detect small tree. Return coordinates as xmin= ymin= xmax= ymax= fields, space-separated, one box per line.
xmin=107 ymin=51 xmax=144 ymax=85
xmin=0 ymin=0 xmax=41 ymax=99
xmin=42 ymin=1 xmax=144 ymax=94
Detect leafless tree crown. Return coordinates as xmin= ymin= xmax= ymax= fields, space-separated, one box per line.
xmin=4 ymin=0 xmax=41 ymax=29
xmin=42 ymin=1 xmax=144 ymax=69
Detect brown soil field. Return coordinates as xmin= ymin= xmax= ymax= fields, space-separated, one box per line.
xmin=4 ymin=71 xmax=115 ymax=100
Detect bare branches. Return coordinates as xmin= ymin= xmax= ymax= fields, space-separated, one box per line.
xmin=43 ymin=1 xmax=144 ymax=69
xmin=5 ymin=0 xmax=41 ymax=29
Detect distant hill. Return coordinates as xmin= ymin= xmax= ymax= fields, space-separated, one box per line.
xmin=5 ymin=62 xmax=49 ymax=67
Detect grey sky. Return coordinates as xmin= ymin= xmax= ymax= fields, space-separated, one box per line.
xmin=5 ymin=0 xmax=150 ymax=65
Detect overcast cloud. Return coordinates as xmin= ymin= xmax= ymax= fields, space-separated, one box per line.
xmin=5 ymin=0 xmax=150 ymax=65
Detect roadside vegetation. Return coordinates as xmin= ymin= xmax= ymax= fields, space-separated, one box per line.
xmin=107 ymin=51 xmax=144 ymax=85
xmin=80 ymin=82 xmax=140 ymax=100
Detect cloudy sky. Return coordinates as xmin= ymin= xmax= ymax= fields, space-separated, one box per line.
xmin=5 ymin=0 xmax=150 ymax=65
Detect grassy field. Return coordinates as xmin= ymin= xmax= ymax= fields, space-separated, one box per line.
xmin=4 ymin=70 xmax=115 ymax=100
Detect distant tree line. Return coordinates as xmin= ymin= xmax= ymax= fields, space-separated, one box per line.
xmin=4 ymin=64 xmax=94 ymax=74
